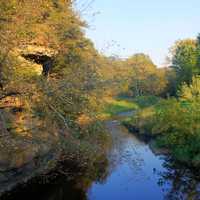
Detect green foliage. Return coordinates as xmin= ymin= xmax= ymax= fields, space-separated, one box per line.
xmin=154 ymin=98 xmax=200 ymax=167
xmin=197 ymin=33 xmax=200 ymax=67
xmin=162 ymin=34 xmax=200 ymax=96
xmin=170 ymin=39 xmax=199 ymax=91
xmin=179 ymin=76 xmax=200 ymax=102
xmin=128 ymin=77 xmax=200 ymax=167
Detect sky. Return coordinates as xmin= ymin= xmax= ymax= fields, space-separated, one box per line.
xmin=76 ymin=0 xmax=200 ymax=66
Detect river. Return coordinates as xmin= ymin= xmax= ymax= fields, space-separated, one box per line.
xmin=2 ymin=112 xmax=200 ymax=200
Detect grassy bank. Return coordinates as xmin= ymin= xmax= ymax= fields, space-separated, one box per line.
xmin=99 ymin=97 xmax=138 ymax=120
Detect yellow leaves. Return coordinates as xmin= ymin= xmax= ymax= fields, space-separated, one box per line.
xmin=76 ymin=114 xmax=92 ymax=126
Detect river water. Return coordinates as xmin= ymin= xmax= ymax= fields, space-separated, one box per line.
xmin=2 ymin=112 xmax=200 ymax=200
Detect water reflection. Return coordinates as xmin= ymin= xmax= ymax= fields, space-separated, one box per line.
xmin=2 ymin=118 xmax=200 ymax=200
xmin=88 ymin=120 xmax=200 ymax=200
xmin=156 ymin=157 xmax=200 ymax=200
xmin=1 ymin=153 xmax=110 ymax=200
xmin=1 ymin=178 xmax=88 ymax=200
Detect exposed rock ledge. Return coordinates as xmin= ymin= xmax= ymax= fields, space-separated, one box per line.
xmin=0 ymin=145 xmax=60 ymax=196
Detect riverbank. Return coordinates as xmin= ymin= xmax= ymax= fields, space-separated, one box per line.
xmin=123 ymin=121 xmax=170 ymax=155
xmin=98 ymin=97 xmax=138 ymax=120
xmin=99 ymin=96 xmax=167 ymax=154
xmin=122 ymin=94 xmax=200 ymax=168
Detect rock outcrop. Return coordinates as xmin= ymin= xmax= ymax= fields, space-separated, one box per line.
xmin=16 ymin=45 xmax=57 ymax=76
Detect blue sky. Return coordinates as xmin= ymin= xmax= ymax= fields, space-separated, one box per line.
xmin=76 ymin=0 xmax=200 ymax=66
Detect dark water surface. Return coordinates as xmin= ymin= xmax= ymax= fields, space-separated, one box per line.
xmin=2 ymin=113 xmax=200 ymax=200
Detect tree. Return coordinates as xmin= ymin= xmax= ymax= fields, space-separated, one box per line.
xmin=127 ymin=53 xmax=167 ymax=96
xmin=197 ymin=33 xmax=200 ymax=68
xmin=170 ymin=39 xmax=198 ymax=90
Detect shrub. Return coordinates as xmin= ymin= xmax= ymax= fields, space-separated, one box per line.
xmin=129 ymin=77 xmax=200 ymax=167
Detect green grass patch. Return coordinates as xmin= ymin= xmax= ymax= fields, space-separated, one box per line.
xmin=99 ymin=97 xmax=138 ymax=119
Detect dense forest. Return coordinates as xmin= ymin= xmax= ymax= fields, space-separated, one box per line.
xmin=0 ymin=0 xmax=200 ymax=199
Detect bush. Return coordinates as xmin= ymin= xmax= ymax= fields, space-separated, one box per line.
xmin=129 ymin=77 xmax=200 ymax=167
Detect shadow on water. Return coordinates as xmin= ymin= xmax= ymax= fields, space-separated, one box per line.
xmin=0 ymin=156 xmax=111 ymax=200
xmin=1 ymin=178 xmax=88 ymax=200
xmin=2 ymin=113 xmax=200 ymax=200
xmin=156 ymin=157 xmax=200 ymax=200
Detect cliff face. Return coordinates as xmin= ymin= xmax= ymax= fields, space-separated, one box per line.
xmin=0 ymin=45 xmax=62 ymax=194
